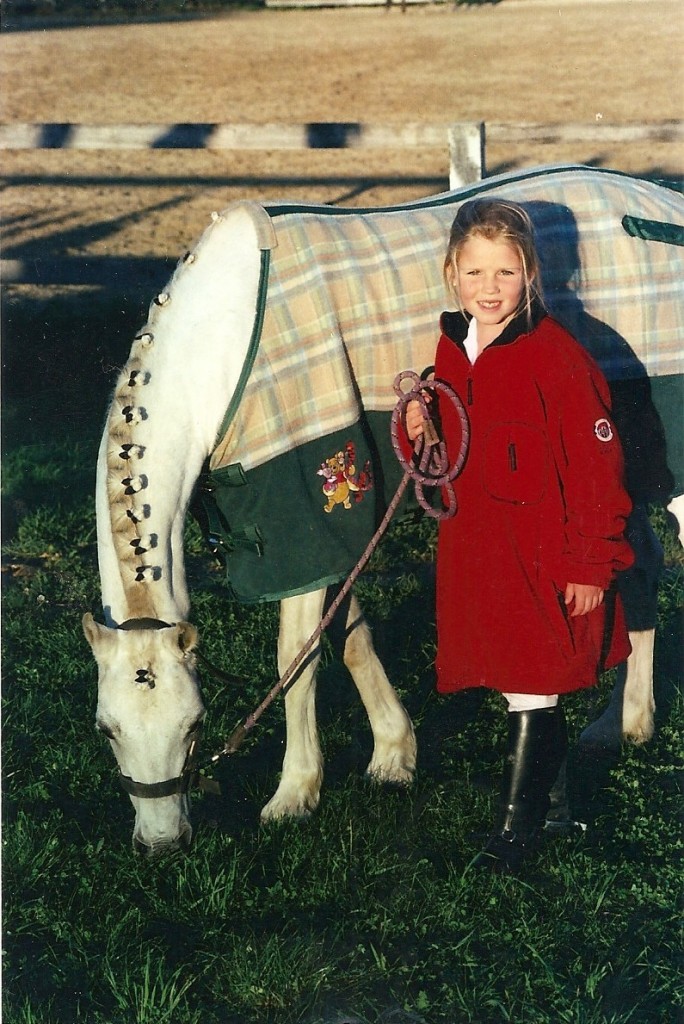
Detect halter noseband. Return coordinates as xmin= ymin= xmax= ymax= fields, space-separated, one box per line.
xmin=118 ymin=737 xmax=202 ymax=800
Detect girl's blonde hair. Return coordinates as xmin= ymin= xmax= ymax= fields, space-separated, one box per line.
xmin=443 ymin=198 xmax=544 ymax=325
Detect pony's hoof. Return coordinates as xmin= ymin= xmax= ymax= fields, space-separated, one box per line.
xmin=364 ymin=768 xmax=412 ymax=792
xmin=364 ymin=762 xmax=414 ymax=790
xmin=621 ymin=712 xmax=655 ymax=746
xmin=259 ymin=785 xmax=320 ymax=823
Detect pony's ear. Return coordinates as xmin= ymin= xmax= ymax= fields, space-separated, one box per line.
xmin=82 ymin=612 xmax=113 ymax=653
xmin=174 ymin=622 xmax=199 ymax=656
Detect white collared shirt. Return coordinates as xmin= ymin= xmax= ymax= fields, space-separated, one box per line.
xmin=464 ymin=316 xmax=479 ymax=365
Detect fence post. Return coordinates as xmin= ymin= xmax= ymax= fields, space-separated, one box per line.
xmin=448 ymin=122 xmax=485 ymax=189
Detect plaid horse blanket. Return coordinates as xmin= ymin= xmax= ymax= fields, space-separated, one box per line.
xmin=200 ymin=165 xmax=683 ymax=601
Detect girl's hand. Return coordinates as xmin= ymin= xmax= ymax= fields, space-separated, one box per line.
xmin=405 ymin=396 xmax=431 ymax=441
xmin=564 ymin=583 xmax=604 ymax=617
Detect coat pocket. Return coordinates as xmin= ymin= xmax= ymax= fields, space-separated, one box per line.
xmin=482 ymin=422 xmax=549 ymax=505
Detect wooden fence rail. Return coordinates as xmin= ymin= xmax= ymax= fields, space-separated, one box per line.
xmin=3 ymin=120 xmax=681 ymax=288
xmin=2 ymin=119 xmax=682 ymax=187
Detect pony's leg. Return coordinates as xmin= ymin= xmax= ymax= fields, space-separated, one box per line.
xmin=342 ymin=592 xmax=416 ymax=786
xmin=621 ymin=629 xmax=656 ymax=743
xmin=667 ymin=494 xmax=684 ymax=547
xmin=260 ymin=591 xmax=326 ymax=821
xmin=580 ymin=504 xmax=662 ymax=750
xmin=579 ymin=629 xmax=655 ymax=749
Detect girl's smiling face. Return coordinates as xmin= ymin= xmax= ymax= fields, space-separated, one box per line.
xmin=452 ymin=234 xmax=528 ymax=345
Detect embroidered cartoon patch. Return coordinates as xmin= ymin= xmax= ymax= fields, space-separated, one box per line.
xmin=317 ymin=441 xmax=373 ymax=513
xmin=594 ymin=418 xmax=614 ymax=442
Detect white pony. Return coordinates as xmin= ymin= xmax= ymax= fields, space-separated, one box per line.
xmin=83 ymin=166 xmax=683 ymax=854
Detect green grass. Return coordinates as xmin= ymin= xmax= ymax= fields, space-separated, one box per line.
xmin=2 ymin=286 xmax=682 ymax=1023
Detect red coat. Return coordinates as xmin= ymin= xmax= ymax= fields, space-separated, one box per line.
xmin=431 ymin=304 xmax=634 ymax=695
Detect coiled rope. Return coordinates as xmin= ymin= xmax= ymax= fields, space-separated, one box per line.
xmin=391 ymin=369 xmax=470 ymax=520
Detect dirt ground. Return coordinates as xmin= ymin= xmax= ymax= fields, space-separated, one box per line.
xmin=1 ymin=0 xmax=682 ymax=269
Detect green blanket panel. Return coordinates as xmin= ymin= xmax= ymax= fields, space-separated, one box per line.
xmin=198 ymin=412 xmax=423 ymax=603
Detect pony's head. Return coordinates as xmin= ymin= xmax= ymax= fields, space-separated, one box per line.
xmin=82 ymin=614 xmax=205 ymax=856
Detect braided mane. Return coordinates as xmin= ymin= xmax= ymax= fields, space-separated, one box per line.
xmin=104 ymin=305 xmax=168 ymax=618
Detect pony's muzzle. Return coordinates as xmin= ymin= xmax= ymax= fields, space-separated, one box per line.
xmin=132 ymin=823 xmax=193 ymax=858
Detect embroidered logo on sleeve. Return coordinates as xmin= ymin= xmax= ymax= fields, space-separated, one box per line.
xmin=594 ymin=418 xmax=614 ymax=442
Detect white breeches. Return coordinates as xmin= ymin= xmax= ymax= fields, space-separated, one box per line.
xmin=503 ymin=692 xmax=559 ymax=712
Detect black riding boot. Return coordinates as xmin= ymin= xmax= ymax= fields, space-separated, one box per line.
xmin=474 ymin=707 xmax=568 ymax=874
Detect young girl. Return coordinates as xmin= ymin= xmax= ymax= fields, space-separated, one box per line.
xmin=406 ymin=199 xmax=634 ymax=874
